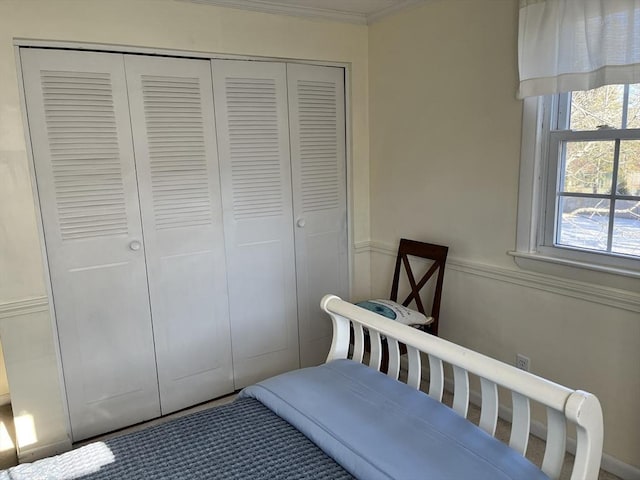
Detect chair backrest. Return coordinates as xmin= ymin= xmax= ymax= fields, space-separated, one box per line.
xmin=390 ymin=239 xmax=449 ymax=335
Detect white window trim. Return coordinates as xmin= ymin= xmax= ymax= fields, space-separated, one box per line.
xmin=510 ymin=96 xmax=640 ymax=291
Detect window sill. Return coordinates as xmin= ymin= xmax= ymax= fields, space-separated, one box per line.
xmin=508 ymin=250 xmax=640 ymax=293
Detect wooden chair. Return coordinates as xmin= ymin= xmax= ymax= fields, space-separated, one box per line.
xmin=356 ymin=239 xmax=449 ymax=372
xmin=389 ymin=238 xmax=448 ymax=336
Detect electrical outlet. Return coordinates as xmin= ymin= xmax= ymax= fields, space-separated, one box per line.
xmin=516 ymin=354 xmax=530 ymax=372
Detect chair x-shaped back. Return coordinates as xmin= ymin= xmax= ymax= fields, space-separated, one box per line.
xmin=390 ymin=239 xmax=448 ymax=336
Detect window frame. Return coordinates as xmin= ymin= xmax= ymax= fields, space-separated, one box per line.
xmin=512 ymin=93 xmax=640 ymax=283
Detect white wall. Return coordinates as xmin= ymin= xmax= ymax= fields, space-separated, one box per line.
xmin=368 ymin=0 xmax=640 ymax=472
xmin=2 ymin=0 xmax=638 ymax=473
xmin=0 ymin=0 xmax=370 ymax=459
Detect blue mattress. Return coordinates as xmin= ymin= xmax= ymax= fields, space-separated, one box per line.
xmin=2 ymin=359 xmax=550 ymax=480
xmin=242 ymin=359 xmax=550 ymax=480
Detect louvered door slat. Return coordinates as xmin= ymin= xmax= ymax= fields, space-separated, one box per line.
xmin=137 ymin=74 xmax=214 ymax=231
xmin=288 ymin=64 xmax=348 ymax=368
xmin=297 ymin=79 xmax=341 ymax=213
xmin=222 ymin=75 xmax=285 ymax=221
xmin=21 ymin=48 xmax=161 ymax=442
xmin=40 ymin=69 xmax=129 ymax=240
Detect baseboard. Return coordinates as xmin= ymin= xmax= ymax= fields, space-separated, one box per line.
xmin=526 ymin=414 xmax=640 ymax=479
xmin=441 ymin=378 xmax=640 ymax=480
xmin=17 ymin=438 xmax=72 ymax=464
xmin=602 ymin=456 xmax=640 ymax=480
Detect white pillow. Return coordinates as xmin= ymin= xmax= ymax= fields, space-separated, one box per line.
xmin=355 ymin=299 xmax=433 ymax=326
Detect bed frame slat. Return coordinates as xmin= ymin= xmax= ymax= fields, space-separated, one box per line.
xmin=509 ymin=391 xmax=531 ymax=455
xmin=542 ymin=407 xmax=567 ymax=479
xmin=479 ymin=378 xmax=499 ymax=436
xmin=322 ymin=296 xmax=604 ymax=480
xmin=369 ymin=330 xmax=382 ymax=371
xmin=406 ymin=346 xmax=421 ymax=389
xmin=427 ymin=354 xmax=444 ymax=401
xmin=452 ymin=365 xmax=469 ymax=418
xmin=387 ymin=338 xmax=401 ymax=380
xmin=352 ymin=323 xmax=365 ymax=363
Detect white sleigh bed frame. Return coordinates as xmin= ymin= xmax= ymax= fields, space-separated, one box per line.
xmin=321 ymin=295 xmax=604 ymax=480
xmin=2 ymin=295 xmax=604 ymax=480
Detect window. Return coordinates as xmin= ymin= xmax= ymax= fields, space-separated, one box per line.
xmin=514 ymin=83 xmax=640 ymax=279
xmin=546 ymin=84 xmax=640 ymax=257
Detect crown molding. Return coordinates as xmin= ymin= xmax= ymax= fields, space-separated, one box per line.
xmin=366 ymin=0 xmax=424 ymax=24
xmin=176 ymin=0 xmax=425 ymax=25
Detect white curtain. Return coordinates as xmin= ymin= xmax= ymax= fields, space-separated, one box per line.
xmin=518 ymin=0 xmax=640 ymax=98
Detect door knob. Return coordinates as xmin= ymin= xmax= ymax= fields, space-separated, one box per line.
xmin=296 ymin=218 xmax=306 ymax=228
xmin=129 ymin=240 xmax=142 ymax=251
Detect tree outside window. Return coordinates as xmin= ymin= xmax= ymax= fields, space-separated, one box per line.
xmin=551 ymin=84 xmax=640 ymax=258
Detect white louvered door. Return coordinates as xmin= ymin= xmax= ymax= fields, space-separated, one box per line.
xmin=21 ymin=48 xmax=161 ymax=440
xmin=211 ymin=60 xmax=300 ymax=388
xmin=124 ymin=55 xmax=234 ymax=414
xmin=287 ymin=64 xmax=349 ymax=367
xmin=22 ymin=48 xmax=349 ymax=438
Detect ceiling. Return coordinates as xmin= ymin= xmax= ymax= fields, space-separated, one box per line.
xmin=178 ymin=0 xmax=426 ymax=24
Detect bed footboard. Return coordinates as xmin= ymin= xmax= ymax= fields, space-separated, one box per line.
xmin=320 ymin=295 xmax=603 ymax=480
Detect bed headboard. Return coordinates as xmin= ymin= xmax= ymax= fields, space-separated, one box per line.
xmin=321 ymin=295 xmax=604 ymax=480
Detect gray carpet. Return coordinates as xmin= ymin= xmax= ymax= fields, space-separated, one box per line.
xmin=3 ymin=398 xmax=354 ymax=480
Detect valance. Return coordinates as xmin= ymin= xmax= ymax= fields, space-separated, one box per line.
xmin=518 ymin=0 xmax=640 ymax=98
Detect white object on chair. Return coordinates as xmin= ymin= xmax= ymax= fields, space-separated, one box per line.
xmin=355 ymin=299 xmax=433 ymax=326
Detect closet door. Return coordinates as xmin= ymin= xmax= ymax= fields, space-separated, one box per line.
xmin=212 ymin=60 xmax=299 ymax=388
xmin=124 ymin=56 xmax=234 ymax=414
xmin=287 ymin=64 xmax=349 ymax=367
xmin=21 ymin=48 xmax=160 ymax=440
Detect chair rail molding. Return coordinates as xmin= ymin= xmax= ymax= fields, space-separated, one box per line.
xmin=353 ymin=240 xmax=373 ymax=255
xmin=362 ymin=240 xmax=640 ymax=314
xmin=0 ymin=296 xmax=49 ymax=319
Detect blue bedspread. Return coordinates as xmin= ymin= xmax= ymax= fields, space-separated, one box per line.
xmin=0 ymin=397 xmax=352 ymax=480
xmin=241 ymin=359 xmax=550 ymax=480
